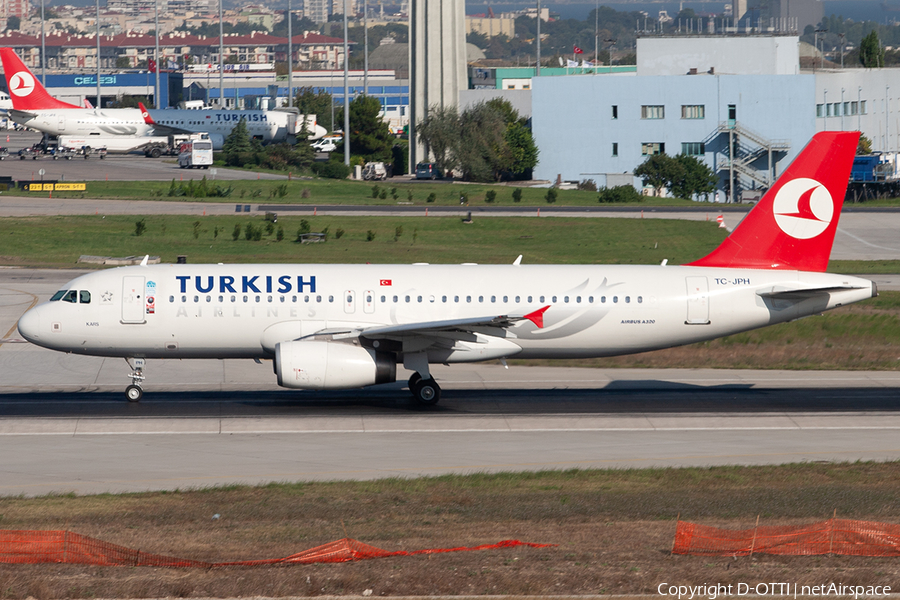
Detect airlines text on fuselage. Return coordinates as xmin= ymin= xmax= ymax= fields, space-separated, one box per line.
xmin=175 ymin=275 xmax=317 ymax=294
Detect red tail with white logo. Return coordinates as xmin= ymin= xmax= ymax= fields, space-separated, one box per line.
xmin=688 ymin=131 xmax=859 ymax=272
xmin=0 ymin=48 xmax=81 ymax=110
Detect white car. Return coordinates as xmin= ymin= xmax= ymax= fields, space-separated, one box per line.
xmin=312 ymin=140 xmax=337 ymax=153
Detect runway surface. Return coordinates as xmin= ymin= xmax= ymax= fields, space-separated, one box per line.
xmin=1 ymin=269 xmax=900 ymax=497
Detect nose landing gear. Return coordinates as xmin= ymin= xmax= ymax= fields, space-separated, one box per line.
xmin=125 ymin=358 xmax=145 ymax=402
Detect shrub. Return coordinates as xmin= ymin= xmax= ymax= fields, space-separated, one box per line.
xmin=485 ymin=190 xmax=497 ymax=203
xmin=391 ymin=187 xmax=398 ymax=200
xmin=512 ymin=188 xmax=522 ymax=202
xmin=301 ymin=188 xmax=311 ymax=199
xmin=366 ymin=230 xmax=376 ymax=241
xmin=192 ymin=221 xmax=201 ymax=239
xmin=394 ymin=225 xmax=403 ymax=241
xmin=274 ymin=183 xmax=288 ymax=198
xmin=407 ymin=189 xmax=414 ymax=202
xmin=545 ymin=188 xmax=558 ymax=203
xmin=426 ymin=193 xmax=436 ymax=203
xmin=598 ymin=185 xmax=643 ymax=203
xmin=265 ymin=221 xmax=275 ymax=235
xmin=232 ymin=224 xmax=241 ymax=241
xmin=276 ymin=226 xmax=284 ymax=242
xmin=371 ymin=185 xmax=380 ymax=199
xmin=578 ymin=179 xmax=598 ymax=192
xmin=379 ymin=188 xmax=387 ymax=199
xmin=335 ymin=228 xmax=345 ymax=239
xmin=312 ymin=160 xmax=351 ymax=179
xmin=244 ymin=223 xmax=255 ymax=241
xmin=299 ymin=219 xmax=311 ymax=234
xmin=134 ymin=218 xmax=146 ymax=237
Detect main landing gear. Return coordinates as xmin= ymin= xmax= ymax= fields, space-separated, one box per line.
xmin=125 ymin=358 xmax=145 ymax=402
xmin=407 ymin=372 xmax=441 ymax=406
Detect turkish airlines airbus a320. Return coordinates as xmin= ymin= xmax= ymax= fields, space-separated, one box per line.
xmin=17 ymin=131 xmax=874 ymax=404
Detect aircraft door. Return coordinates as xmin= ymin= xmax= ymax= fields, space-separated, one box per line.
xmin=344 ymin=290 xmax=356 ymax=314
xmin=685 ymin=276 xmax=710 ymax=325
xmin=363 ymin=290 xmax=375 ymax=314
xmin=121 ymin=276 xmax=146 ymax=324
xmin=58 ymin=116 xmax=66 ymax=132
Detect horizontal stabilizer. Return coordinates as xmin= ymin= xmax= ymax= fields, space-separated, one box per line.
xmin=756 ymin=283 xmax=871 ymax=299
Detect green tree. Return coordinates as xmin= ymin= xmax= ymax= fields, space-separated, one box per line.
xmin=222 ymin=119 xmax=252 ymax=154
xmin=416 ymin=104 xmax=460 ymax=174
xmin=634 ymin=154 xmax=682 ymax=192
xmin=671 ymin=155 xmax=718 ymax=200
xmin=456 ymin=101 xmax=508 ymax=182
xmin=335 ymin=95 xmax=394 ymax=162
xmin=295 ymin=87 xmax=333 ymax=134
xmin=859 ymin=134 xmax=873 ymax=155
xmin=860 ymin=30 xmax=884 ymax=68
xmin=503 ymin=121 xmax=539 ymax=178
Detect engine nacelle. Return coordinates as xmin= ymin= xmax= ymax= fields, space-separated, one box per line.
xmin=208 ymin=133 xmax=226 ymax=150
xmin=275 ymin=340 xmax=396 ymax=390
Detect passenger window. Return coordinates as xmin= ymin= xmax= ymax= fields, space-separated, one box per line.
xmin=552 ymin=296 xmax=557 ymax=303
xmin=206 ymin=296 xmax=212 ymax=303
xmin=576 ymin=296 xmax=581 ymax=303
xmin=79 ymin=291 xmax=91 ymax=304
xmin=405 ymin=295 xmax=411 ymax=303
xmin=613 ymin=296 xmax=619 ymax=303
xmin=539 ymin=296 xmax=545 ymax=303
xmin=417 ymin=296 xmax=423 ymax=303
xmin=601 ymin=296 xmax=607 ymax=303
xmin=169 ymin=295 xmax=174 ymax=303
xmin=503 ymin=296 xmax=508 ymax=303
xmin=380 ymin=295 xmax=386 ymax=302
xmin=527 ymin=296 xmax=533 ymax=303
xmin=588 ymin=296 xmax=594 ymax=303
xmin=638 ymin=296 xmax=643 ymax=303
xmin=466 ymin=296 xmax=471 ymax=303
xmin=515 ymin=296 xmax=520 ymax=303
xmin=564 ymin=296 xmax=569 ymax=303
xmin=625 ymin=296 xmax=631 ymax=303
xmin=316 ymin=295 xmax=322 ymax=303
xmin=50 ymin=290 xmax=67 ymax=301
xmin=193 ymin=295 xmax=199 ymax=303
xmin=442 ymin=296 xmax=447 ymax=303
xmin=478 ymin=296 xmax=484 ymax=303
xmin=328 ymin=296 xmax=334 ymax=303
xmin=491 ymin=296 xmax=496 ymax=303
xmin=182 ymin=295 xmax=187 ymax=303
xmin=62 ymin=290 xmax=78 ymax=303
xmin=454 ymin=296 xmax=460 ymax=302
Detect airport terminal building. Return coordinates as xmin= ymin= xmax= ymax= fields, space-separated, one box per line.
xmin=531 ymin=35 xmax=900 ymax=201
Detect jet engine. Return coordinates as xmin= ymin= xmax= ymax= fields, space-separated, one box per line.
xmin=274 ymin=340 xmax=396 ymax=390
xmin=208 ymin=133 xmax=226 ymax=151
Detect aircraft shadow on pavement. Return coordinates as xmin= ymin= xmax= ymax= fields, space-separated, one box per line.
xmin=0 ymin=382 xmax=897 ymax=418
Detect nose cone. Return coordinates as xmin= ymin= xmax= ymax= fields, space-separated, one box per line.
xmin=17 ymin=305 xmax=44 ymax=345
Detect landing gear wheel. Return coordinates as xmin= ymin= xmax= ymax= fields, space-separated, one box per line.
xmin=408 ymin=372 xmax=422 ymax=390
xmin=125 ymin=384 xmax=143 ymax=402
xmin=412 ymin=377 xmax=441 ymax=406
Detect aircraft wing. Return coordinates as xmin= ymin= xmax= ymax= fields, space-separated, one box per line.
xmin=307 ymin=306 xmax=550 ymax=342
xmin=138 ymin=102 xmax=192 ymax=135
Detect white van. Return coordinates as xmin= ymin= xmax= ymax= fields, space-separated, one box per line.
xmin=178 ymin=139 xmax=214 ymax=169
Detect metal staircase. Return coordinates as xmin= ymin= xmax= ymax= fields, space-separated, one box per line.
xmin=705 ymin=121 xmax=791 ymax=201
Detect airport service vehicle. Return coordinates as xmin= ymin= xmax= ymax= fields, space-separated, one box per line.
xmin=362 ymin=162 xmax=387 ymax=181
xmin=0 ymin=48 xmax=325 ymax=149
xmin=415 ymin=162 xmax=442 ymax=180
xmin=17 ymin=132 xmax=875 ymax=405
xmin=0 ymin=146 xmax=8 ymax=160
xmin=178 ymin=138 xmax=214 ymax=169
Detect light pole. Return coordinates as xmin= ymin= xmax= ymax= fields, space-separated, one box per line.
xmin=364 ymin=0 xmax=368 ymax=95
xmin=219 ymin=0 xmax=224 ymax=108
xmin=839 ymin=32 xmax=845 ymax=69
xmin=40 ymin=0 xmax=45 ymax=85
xmin=96 ymin=0 xmax=101 ymax=108
xmin=841 ymin=87 xmax=845 ymax=131
xmin=815 ymin=28 xmax=827 ymax=70
xmin=288 ymin=0 xmax=293 ymax=108
xmin=343 ymin=0 xmax=350 ymax=166
xmin=535 ymin=0 xmax=541 ymax=76
xmin=154 ymin=0 xmax=160 ymax=107
xmin=858 ymin=86 xmax=862 ymax=132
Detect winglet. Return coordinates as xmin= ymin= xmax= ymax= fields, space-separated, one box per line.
xmin=138 ymin=102 xmax=155 ymax=124
xmin=513 ymin=255 xmax=522 ymax=266
xmin=523 ymin=305 xmax=550 ymax=328
xmin=140 ymin=255 xmax=149 ymax=267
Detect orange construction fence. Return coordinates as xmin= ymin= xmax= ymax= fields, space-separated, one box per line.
xmin=672 ymin=518 xmax=900 ymax=557
xmin=0 ymin=531 xmax=555 ymax=568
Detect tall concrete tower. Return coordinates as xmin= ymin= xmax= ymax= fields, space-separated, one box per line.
xmin=409 ymin=0 xmax=467 ymax=169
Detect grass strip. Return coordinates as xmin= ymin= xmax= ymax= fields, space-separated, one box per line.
xmin=0 ymin=463 xmax=898 ymax=597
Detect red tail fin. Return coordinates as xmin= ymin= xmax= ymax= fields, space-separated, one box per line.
xmin=687 ymin=131 xmax=859 ymax=272
xmin=0 ymin=48 xmax=81 ymax=110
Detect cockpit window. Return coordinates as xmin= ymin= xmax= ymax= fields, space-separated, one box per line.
xmin=61 ymin=290 xmax=78 ymax=303
xmin=50 ymin=290 xmax=67 ymax=301
xmin=79 ymin=291 xmax=91 ymax=304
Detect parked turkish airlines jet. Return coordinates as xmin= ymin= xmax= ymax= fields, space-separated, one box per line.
xmin=17 ymin=132 xmax=874 ymax=404
xmin=0 ymin=48 xmax=326 ymax=149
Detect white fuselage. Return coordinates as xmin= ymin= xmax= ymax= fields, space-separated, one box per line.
xmin=10 ymin=107 xmax=304 ymax=149
xmin=18 ymin=263 xmax=875 ymax=361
